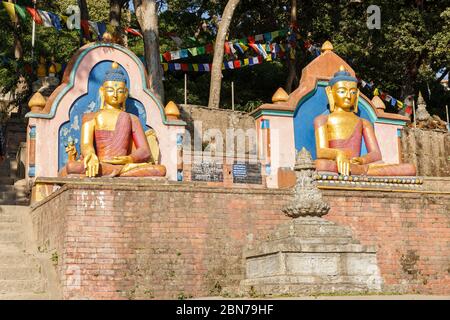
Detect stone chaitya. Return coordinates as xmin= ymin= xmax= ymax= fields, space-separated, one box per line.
xmin=241 ymin=148 xmax=383 ymax=296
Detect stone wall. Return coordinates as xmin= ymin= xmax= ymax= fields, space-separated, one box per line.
xmin=179 ymin=104 xmax=256 ymax=154
xmin=401 ymin=128 xmax=450 ymax=177
xmin=30 ymin=180 xmax=450 ymax=299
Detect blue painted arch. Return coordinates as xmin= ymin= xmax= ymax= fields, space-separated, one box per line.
xmin=57 ymin=60 xmax=149 ymax=170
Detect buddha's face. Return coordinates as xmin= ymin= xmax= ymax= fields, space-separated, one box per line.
xmin=331 ymin=81 xmax=358 ymax=111
xmin=101 ymin=80 xmax=128 ymax=109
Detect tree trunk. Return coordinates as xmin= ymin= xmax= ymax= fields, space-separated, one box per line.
xmin=285 ymin=0 xmax=298 ymax=93
xmin=77 ymin=0 xmax=91 ymax=42
xmin=133 ymin=0 xmax=165 ymax=103
xmin=110 ymin=0 xmax=122 ymax=33
xmin=207 ymin=0 xmax=241 ymax=109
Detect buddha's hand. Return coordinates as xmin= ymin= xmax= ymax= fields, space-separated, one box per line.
xmin=103 ymin=155 xmax=133 ymax=165
xmin=350 ymin=156 xmax=364 ymax=165
xmin=336 ymin=152 xmax=350 ymax=176
xmin=84 ymin=153 xmax=99 ymax=177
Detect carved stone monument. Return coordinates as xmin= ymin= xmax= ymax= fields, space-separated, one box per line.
xmin=241 ymin=149 xmax=383 ymax=296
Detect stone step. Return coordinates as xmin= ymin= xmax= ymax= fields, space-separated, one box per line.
xmin=0 ymin=253 xmax=34 ymax=266
xmin=0 ymin=185 xmax=15 ymax=192
xmin=0 ymin=214 xmax=20 ymax=223
xmin=0 ymin=222 xmax=21 ymax=232
xmin=0 ymin=267 xmax=42 ymax=281
xmin=0 ymin=177 xmax=14 ymax=185
xmin=0 ymin=279 xmax=45 ymax=294
xmin=0 ymin=231 xmax=23 ymax=243
xmin=0 ymin=292 xmax=49 ymax=300
xmin=0 ymin=241 xmax=25 ymax=252
xmin=0 ymin=191 xmax=16 ymax=199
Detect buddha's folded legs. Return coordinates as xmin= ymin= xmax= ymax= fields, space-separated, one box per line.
xmin=60 ymin=160 xmax=166 ymax=177
xmin=367 ymin=163 xmax=416 ymax=176
xmin=315 ymin=159 xmax=368 ymax=175
xmin=315 ymin=159 xmax=417 ymax=176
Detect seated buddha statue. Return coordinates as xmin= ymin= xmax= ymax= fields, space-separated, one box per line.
xmin=59 ymin=62 xmax=166 ymax=178
xmin=314 ymin=66 xmax=416 ymax=176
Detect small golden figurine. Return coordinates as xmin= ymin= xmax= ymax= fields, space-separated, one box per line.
xmin=65 ymin=141 xmax=78 ymax=161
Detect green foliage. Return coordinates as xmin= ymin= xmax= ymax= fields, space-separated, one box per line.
xmin=0 ymin=0 xmax=448 ymax=117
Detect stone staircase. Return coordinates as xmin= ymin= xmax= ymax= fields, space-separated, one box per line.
xmin=0 ymin=115 xmax=29 ymax=206
xmin=0 ymin=206 xmax=51 ymax=300
xmin=0 ymin=117 xmax=58 ymax=300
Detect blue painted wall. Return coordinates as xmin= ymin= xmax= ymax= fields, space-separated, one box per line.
xmin=58 ymin=60 xmax=148 ymax=170
xmin=293 ymin=82 xmax=374 ymax=159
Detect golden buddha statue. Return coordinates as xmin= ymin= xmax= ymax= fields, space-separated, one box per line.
xmin=60 ymin=62 xmax=166 ymax=178
xmin=314 ymin=66 xmax=416 ymax=176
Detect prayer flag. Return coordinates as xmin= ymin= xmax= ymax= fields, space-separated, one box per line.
xmin=243 ymin=58 xmax=249 ymax=66
xmin=14 ymin=4 xmax=28 ymax=21
xmin=26 ymin=7 xmax=42 ymax=24
xmin=162 ymin=63 xmax=168 ymax=72
xmin=171 ymin=50 xmax=181 ymax=60
xmin=97 ymin=22 xmax=107 ymax=39
xmin=234 ymin=60 xmax=241 ymax=68
xmin=89 ymin=21 xmax=99 ymax=36
xmin=181 ymin=64 xmax=188 ymax=72
xmin=373 ymin=88 xmax=379 ymax=96
xmin=263 ymin=32 xmax=272 ymax=42
xmin=205 ymin=44 xmax=213 ymax=53
xmin=254 ymin=34 xmax=264 ymax=42
xmin=188 ymin=47 xmax=198 ymax=56
xmin=229 ymin=42 xmax=236 ymax=54
xmin=48 ymin=12 xmax=62 ymax=31
xmin=193 ymin=64 xmax=199 ymax=72
xmin=390 ymin=97 xmax=397 ymax=107
xmin=2 ymin=2 xmax=16 ymax=21
xmin=38 ymin=10 xmax=53 ymax=27
xmin=198 ymin=64 xmax=205 ymax=72
xmin=197 ymin=46 xmax=205 ymax=55
xmin=162 ymin=51 xmax=172 ymax=62
xmin=397 ymin=101 xmax=404 ymax=109
xmin=257 ymin=44 xmax=268 ymax=58
xmin=361 ymin=80 xmax=367 ymax=88
xmin=180 ymin=49 xmax=188 ymax=59
xmin=204 ymin=64 xmax=210 ymax=72
xmin=174 ymin=63 xmax=181 ymax=71
xmin=249 ymin=43 xmax=259 ymax=54
xmin=80 ymin=19 xmax=90 ymax=38
xmin=126 ymin=27 xmax=142 ymax=37
xmin=224 ymin=42 xmax=231 ymax=54
xmin=168 ymin=64 xmax=175 ymax=71
xmin=233 ymin=43 xmax=244 ymax=54
xmin=247 ymin=36 xmax=255 ymax=43
xmin=405 ymin=105 xmax=412 ymax=114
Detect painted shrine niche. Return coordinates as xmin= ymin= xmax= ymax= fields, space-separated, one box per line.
xmin=26 ymin=43 xmax=185 ymax=182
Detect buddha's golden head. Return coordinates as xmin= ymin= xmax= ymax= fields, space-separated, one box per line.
xmin=325 ymin=66 xmax=359 ymax=113
xmin=99 ymin=62 xmax=128 ymax=110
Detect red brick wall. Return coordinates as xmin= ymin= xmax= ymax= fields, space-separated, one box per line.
xmin=30 ymin=182 xmax=450 ymax=299
xmin=324 ymin=191 xmax=450 ymax=295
